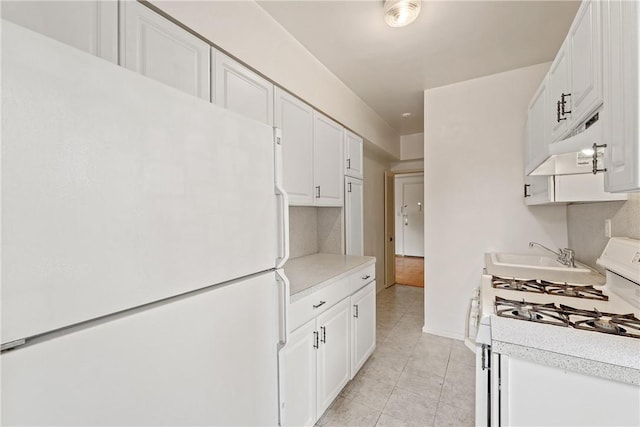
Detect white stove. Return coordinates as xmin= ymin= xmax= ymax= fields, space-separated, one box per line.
xmin=466 ymin=237 xmax=640 ymax=426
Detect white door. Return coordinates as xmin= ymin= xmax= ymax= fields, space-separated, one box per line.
xmin=350 ymin=281 xmax=376 ymax=376
xmin=568 ymin=0 xmax=602 ymax=125
xmin=549 ymin=40 xmax=572 ymax=142
xmin=279 ymin=319 xmax=317 ymax=427
xmin=345 ymin=177 xmax=364 ymax=256
xmin=1 ymin=272 xmax=281 ymax=426
xmin=344 ymin=130 xmax=364 ymax=179
xmin=316 ymin=298 xmax=351 ymax=416
xmin=395 ymin=174 xmax=424 ymax=257
xmin=313 ymin=112 xmax=344 ymax=206
xmin=214 ymin=51 xmax=274 ymax=125
xmin=120 ymin=1 xmax=210 ymax=100
xmin=1 ymin=0 xmax=118 ymax=63
xmin=275 ymin=88 xmax=315 ymax=205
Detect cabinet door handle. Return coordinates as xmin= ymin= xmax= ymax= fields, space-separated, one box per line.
xmin=347 ymin=158 xmax=351 ymax=169
xmin=348 ymin=182 xmax=352 ymax=193
xmin=556 ymin=100 xmax=566 ymax=122
xmin=524 ymin=184 xmax=531 ymax=198
xmin=313 ymin=331 xmax=319 ymax=349
xmin=560 ymin=93 xmax=571 ymax=115
xmin=591 ymin=143 xmax=608 ymax=175
xmin=320 ymin=326 xmax=326 ymax=343
xmin=354 ymin=304 xmax=359 ymax=318
xmin=316 ymin=186 xmax=321 ymax=198
xmin=362 ymin=275 xmax=370 ymax=280
xmin=313 ymin=300 xmax=326 ymax=309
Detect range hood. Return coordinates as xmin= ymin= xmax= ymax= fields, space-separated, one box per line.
xmin=528 ymin=115 xmax=604 ymax=176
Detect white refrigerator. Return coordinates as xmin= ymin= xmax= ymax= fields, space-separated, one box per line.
xmin=1 ymin=21 xmax=290 ymax=426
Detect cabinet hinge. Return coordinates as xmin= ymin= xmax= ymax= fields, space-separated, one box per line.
xmin=273 ymin=127 xmax=283 ymax=146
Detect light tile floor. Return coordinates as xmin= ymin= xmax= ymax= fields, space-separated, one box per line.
xmin=317 ymin=285 xmax=476 ymax=427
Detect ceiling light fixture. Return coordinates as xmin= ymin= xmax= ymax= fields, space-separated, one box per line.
xmin=384 ymin=0 xmax=421 ymax=28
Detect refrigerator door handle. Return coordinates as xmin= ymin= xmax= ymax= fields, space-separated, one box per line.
xmin=274 ymin=127 xmax=290 ymax=269
xmin=275 ymin=268 xmax=290 ymax=348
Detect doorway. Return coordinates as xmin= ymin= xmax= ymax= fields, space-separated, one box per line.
xmin=384 ymin=171 xmax=424 ymax=288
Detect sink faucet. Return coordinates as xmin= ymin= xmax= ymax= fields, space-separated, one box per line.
xmin=529 ymin=242 xmax=576 ymax=268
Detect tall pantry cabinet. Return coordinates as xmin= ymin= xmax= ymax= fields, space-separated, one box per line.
xmin=344 ymin=130 xmax=364 ymax=256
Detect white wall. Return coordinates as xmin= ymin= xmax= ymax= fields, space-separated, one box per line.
xmin=423 ymin=63 xmax=568 ymax=339
xmin=400 ymin=133 xmax=424 ymax=160
xmin=148 ymin=0 xmax=400 ymax=159
xmin=363 ymin=145 xmax=393 ymax=292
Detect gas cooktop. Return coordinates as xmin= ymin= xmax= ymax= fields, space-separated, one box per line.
xmin=492 ymin=276 xmax=608 ymax=301
xmin=495 ymin=296 xmax=640 ymax=339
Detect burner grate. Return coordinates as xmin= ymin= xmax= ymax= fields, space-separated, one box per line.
xmin=492 ymin=276 xmax=608 ymax=301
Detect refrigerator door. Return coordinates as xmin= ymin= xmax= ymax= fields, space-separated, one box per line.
xmin=2 ymin=21 xmax=280 ymax=344
xmin=2 ymin=271 xmax=280 ymax=426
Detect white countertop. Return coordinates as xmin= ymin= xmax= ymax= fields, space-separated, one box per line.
xmin=491 ymin=315 xmax=640 ymax=385
xmin=284 ymin=253 xmax=375 ymax=301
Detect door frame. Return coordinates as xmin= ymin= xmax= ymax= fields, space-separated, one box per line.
xmin=383 ymin=169 xmax=424 ymax=288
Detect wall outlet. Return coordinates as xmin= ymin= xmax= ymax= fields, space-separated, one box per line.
xmin=604 ymin=219 xmax=612 ymax=238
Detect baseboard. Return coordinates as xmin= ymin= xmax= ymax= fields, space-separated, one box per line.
xmin=422 ymin=325 xmax=464 ymax=341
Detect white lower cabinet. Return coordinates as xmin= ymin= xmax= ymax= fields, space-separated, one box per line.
xmin=280 ymin=299 xmax=350 ymax=427
xmin=316 ymin=299 xmax=352 ymax=416
xmin=350 ymin=281 xmax=376 ymax=375
xmin=279 ymin=319 xmax=317 ymax=427
xmin=280 ymin=264 xmax=376 ymax=426
xmin=496 ymin=354 xmax=640 ymax=426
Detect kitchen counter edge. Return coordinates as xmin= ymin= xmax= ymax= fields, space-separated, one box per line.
xmin=284 ymin=253 xmax=376 ymax=303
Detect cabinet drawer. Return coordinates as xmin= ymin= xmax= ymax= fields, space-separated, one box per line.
xmin=350 ymin=263 xmax=375 ymax=293
xmin=289 ymin=277 xmax=351 ymax=332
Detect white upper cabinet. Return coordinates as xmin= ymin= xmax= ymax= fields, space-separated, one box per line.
xmin=120 ymin=1 xmax=210 ymax=100
xmin=548 ymin=39 xmax=572 ymax=142
xmin=275 ymin=88 xmax=315 ymax=205
xmin=602 ymin=0 xmax=640 ymax=192
xmin=214 ymin=51 xmax=274 ymax=126
xmin=313 ymin=112 xmax=344 ymax=207
xmin=2 ymin=0 xmax=118 ymax=63
xmin=344 ymin=130 xmax=364 ymax=179
xmin=548 ymin=0 xmax=603 ymax=143
xmin=569 ymin=0 xmax=602 ymax=126
xmin=525 ymin=77 xmax=550 ymax=174
xmin=345 ymin=177 xmax=364 ymax=256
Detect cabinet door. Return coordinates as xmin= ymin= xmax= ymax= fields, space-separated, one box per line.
xmin=313 ymin=112 xmax=344 ymax=206
xmin=350 ymin=281 xmax=376 ymax=376
xmin=525 ymin=77 xmax=550 ymax=174
xmin=345 ymin=177 xmax=364 ymax=256
xmin=524 ymin=176 xmax=553 ymax=206
xmin=316 ymin=298 xmax=351 ymax=416
xmin=279 ymin=319 xmax=317 ymax=427
xmin=569 ymin=0 xmax=603 ymax=125
xmin=344 ymin=130 xmax=364 ymax=179
xmin=275 ymin=88 xmax=314 ymax=205
xmin=215 ymin=51 xmax=274 ymax=126
xmin=548 ymin=40 xmax=572 ymax=142
xmin=120 ymin=1 xmax=210 ymax=100
xmin=2 ymin=0 xmax=117 ymax=63
xmin=602 ymin=0 xmax=640 ymax=192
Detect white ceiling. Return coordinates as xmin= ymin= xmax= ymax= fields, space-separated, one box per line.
xmin=257 ymin=0 xmax=580 ymax=136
